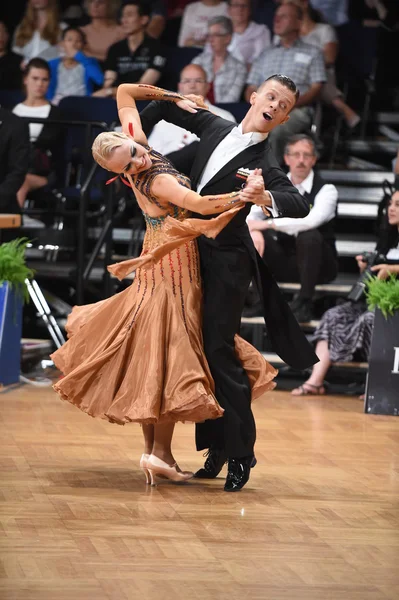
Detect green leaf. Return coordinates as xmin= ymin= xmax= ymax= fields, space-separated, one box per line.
xmin=0 ymin=238 xmax=35 ymax=304
xmin=365 ymin=273 xmax=399 ymax=318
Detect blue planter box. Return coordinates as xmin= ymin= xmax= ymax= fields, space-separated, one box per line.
xmin=0 ymin=282 xmax=23 ymax=386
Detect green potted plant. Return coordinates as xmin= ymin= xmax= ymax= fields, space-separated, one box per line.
xmin=364 ymin=274 xmax=399 ymax=415
xmin=0 ymin=238 xmax=34 ymax=386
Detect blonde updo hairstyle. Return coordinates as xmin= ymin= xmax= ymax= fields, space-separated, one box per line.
xmin=92 ymin=131 xmax=136 ymax=187
xmin=92 ymin=130 xmax=131 ymax=170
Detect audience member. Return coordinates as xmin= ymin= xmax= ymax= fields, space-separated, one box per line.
xmin=227 ymin=0 xmax=271 ymax=66
xmin=147 ymin=1 xmax=167 ymax=39
xmin=12 ymin=0 xmax=65 ymax=63
xmin=291 ymin=189 xmax=399 ymax=396
xmin=148 ymin=63 xmax=236 ymax=155
xmin=247 ymin=134 xmax=338 ymax=322
xmin=80 ymin=0 xmax=124 ymax=64
xmin=12 ymin=58 xmax=62 ymax=208
xmin=178 ymin=0 xmax=228 ymax=48
xmin=192 ymin=17 xmax=247 ymax=103
xmin=281 ymin=0 xmax=360 ymax=130
xmin=310 ymin=0 xmax=349 ymax=26
xmin=0 ymin=107 xmax=30 ymax=242
xmin=245 ymin=2 xmax=326 ymax=163
xmin=94 ymin=0 xmax=167 ymax=98
xmin=47 ymin=26 xmax=104 ymax=104
xmin=0 ymin=21 xmax=23 ymax=91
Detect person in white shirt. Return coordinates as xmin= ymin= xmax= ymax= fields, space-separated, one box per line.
xmin=178 ymin=0 xmax=229 ymax=48
xmin=192 ymin=16 xmax=247 ymax=103
xmin=148 ymin=63 xmax=236 ymax=156
xmin=227 ymin=0 xmax=271 ymax=67
xmin=247 ymin=134 xmax=338 ymax=322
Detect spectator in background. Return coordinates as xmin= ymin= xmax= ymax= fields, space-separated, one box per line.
xmin=0 ymin=21 xmax=23 ymax=91
xmin=94 ymin=0 xmax=167 ymax=98
xmin=245 ymin=2 xmax=326 ymax=163
xmin=148 ymin=63 xmax=236 ymax=155
xmin=178 ymin=0 xmax=228 ymax=48
xmin=47 ymin=26 xmax=103 ymax=104
xmin=12 ymin=58 xmax=62 ymax=208
xmin=310 ymin=0 xmax=349 ymax=26
xmin=228 ymin=0 xmax=271 ymax=67
xmin=192 ymin=17 xmax=247 ymax=103
xmin=291 ymin=189 xmax=399 ymax=396
xmin=0 ymin=108 xmax=30 ymax=242
xmin=80 ymin=0 xmax=124 ymax=64
xmin=12 ymin=0 xmax=65 ymax=63
xmin=147 ymin=1 xmax=167 ymax=39
xmin=247 ymin=134 xmax=338 ymax=322
xmin=281 ymin=0 xmax=360 ymax=130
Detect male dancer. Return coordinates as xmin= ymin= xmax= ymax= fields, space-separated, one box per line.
xmin=139 ymin=74 xmax=318 ymax=491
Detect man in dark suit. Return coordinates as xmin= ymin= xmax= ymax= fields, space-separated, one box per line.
xmin=140 ymin=74 xmax=318 ymax=491
xmin=0 ymin=107 xmax=30 ymax=243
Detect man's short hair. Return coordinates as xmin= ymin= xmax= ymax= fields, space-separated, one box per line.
xmin=259 ymin=74 xmax=300 ymax=105
xmin=284 ymin=134 xmax=318 ymax=156
xmin=280 ymin=1 xmax=304 ymax=20
xmin=122 ymin=0 xmax=152 ymax=18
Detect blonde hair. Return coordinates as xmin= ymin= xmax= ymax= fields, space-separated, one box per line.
xmin=92 ymin=131 xmax=135 ymax=187
xmin=83 ymin=0 xmax=120 ymax=24
xmin=15 ymin=0 xmax=61 ymax=47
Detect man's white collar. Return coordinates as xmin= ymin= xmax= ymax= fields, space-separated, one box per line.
xmin=288 ymin=169 xmax=314 ymax=193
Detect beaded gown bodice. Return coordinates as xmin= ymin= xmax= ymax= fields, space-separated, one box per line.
xmin=132 ymin=147 xmax=192 ymax=251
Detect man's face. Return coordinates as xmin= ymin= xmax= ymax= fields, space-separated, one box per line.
xmin=249 ymin=80 xmax=296 ymax=134
xmin=228 ymin=0 xmax=251 ymax=26
xmin=208 ymin=23 xmax=231 ymax=54
xmin=388 ymin=191 xmax=399 ymax=227
xmin=284 ymin=139 xmax=316 ymax=180
xmin=87 ymin=0 xmax=108 ymax=19
xmin=121 ymin=5 xmax=147 ymax=36
xmin=273 ymin=4 xmax=301 ymax=37
xmin=178 ymin=66 xmax=209 ymax=98
xmin=0 ymin=22 xmax=9 ymax=52
xmin=24 ymin=67 xmax=50 ymax=99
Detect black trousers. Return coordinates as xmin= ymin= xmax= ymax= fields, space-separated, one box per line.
xmin=195 ymin=237 xmax=256 ymax=458
xmin=262 ymin=229 xmax=338 ymax=299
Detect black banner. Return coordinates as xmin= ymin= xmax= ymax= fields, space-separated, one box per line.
xmin=365 ymin=309 xmax=399 ymax=415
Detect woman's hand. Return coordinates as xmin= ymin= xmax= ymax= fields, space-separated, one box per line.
xmin=355 ymin=254 xmax=368 ymax=273
xmin=176 ymin=97 xmax=198 ymax=113
xmin=371 ymin=263 xmax=393 ymax=280
xmin=184 ymin=94 xmax=209 ymax=109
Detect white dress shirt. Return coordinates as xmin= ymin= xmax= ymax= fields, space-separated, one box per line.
xmin=197 ymin=123 xmax=279 ymax=216
xmin=148 ymin=102 xmax=236 ymax=155
xmin=247 ymin=170 xmax=337 ymax=235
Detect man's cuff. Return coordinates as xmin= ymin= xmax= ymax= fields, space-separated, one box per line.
xmin=268 ymin=192 xmax=279 ymax=217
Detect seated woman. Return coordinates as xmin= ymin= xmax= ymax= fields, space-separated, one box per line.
xmin=50 ymin=83 xmax=277 ymax=485
xmin=192 ymin=16 xmax=247 ymax=103
xmin=13 ymin=0 xmax=65 ymax=63
xmin=292 ymin=190 xmax=399 ymax=396
xmin=80 ymin=0 xmax=124 ymax=65
xmin=12 ymin=58 xmax=62 ymax=208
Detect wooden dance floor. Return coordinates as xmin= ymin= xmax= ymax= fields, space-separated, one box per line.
xmin=1 ymin=385 xmax=398 ymax=600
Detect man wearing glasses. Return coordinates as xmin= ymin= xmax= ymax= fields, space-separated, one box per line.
xmin=148 ymin=63 xmax=236 ymax=159
xmin=247 ymin=134 xmax=338 ymax=323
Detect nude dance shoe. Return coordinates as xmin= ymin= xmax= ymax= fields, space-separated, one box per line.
xmin=140 ymin=453 xmax=151 ymax=484
xmin=146 ymin=454 xmax=194 ymax=486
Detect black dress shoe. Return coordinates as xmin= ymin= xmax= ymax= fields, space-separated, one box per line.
xmin=194 ymin=447 xmax=227 ymax=479
xmin=224 ymin=456 xmax=257 ymax=492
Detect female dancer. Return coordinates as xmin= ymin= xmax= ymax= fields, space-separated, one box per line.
xmin=51 ymin=83 xmax=277 ymax=485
